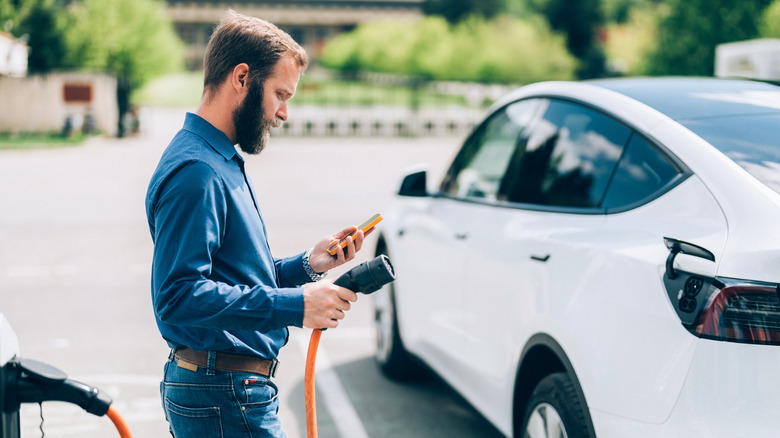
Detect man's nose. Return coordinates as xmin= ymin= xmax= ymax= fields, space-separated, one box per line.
xmin=276 ymin=102 xmax=288 ymax=121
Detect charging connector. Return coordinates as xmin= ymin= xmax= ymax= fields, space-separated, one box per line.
xmin=306 ymin=255 xmax=396 ymax=438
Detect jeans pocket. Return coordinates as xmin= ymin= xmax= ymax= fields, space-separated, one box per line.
xmin=240 ymin=378 xmax=279 ymax=409
xmin=164 ymin=398 xmax=224 ymax=438
xmin=239 ymin=379 xmax=284 ymax=437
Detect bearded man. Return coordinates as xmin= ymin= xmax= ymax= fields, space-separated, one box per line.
xmin=145 ymin=11 xmax=364 ymax=437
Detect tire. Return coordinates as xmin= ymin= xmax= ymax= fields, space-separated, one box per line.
xmin=373 ymin=247 xmax=425 ymax=380
xmin=521 ymin=372 xmax=592 ymax=438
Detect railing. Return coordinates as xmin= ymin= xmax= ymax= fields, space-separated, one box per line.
xmin=278 ymin=71 xmax=516 ymax=137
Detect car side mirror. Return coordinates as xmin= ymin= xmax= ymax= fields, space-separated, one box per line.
xmin=397 ymin=169 xmax=428 ymax=197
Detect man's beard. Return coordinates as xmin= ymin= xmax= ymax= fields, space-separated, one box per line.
xmin=233 ymin=80 xmax=282 ymax=155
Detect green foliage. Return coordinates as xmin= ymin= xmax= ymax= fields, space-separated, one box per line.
xmin=645 ymin=0 xmax=773 ymax=76
xmin=602 ymin=0 xmax=651 ymax=23
xmin=64 ymin=0 xmax=184 ymax=89
xmin=320 ymin=15 xmax=576 ymax=84
xmin=1 ymin=0 xmax=182 ymax=90
xmin=761 ymin=0 xmax=780 ymax=37
xmin=0 ymin=0 xmax=16 ymax=28
xmin=604 ymin=2 xmax=660 ymax=75
xmin=8 ymin=0 xmax=68 ymax=74
xmin=423 ymin=0 xmax=503 ymax=23
xmin=538 ymin=0 xmax=606 ymax=78
xmin=502 ymin=0 xmax=537 ymax=18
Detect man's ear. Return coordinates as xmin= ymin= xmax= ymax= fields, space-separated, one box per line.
xmin=231 ymin=63 xmax=250 ymax=92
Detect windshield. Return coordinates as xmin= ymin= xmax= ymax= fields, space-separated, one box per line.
xmin=679 ymin=113 xmax=780 ymax=195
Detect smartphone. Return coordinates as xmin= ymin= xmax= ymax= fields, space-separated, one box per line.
xmin=327 ymin=214 xmax=383 ymax=255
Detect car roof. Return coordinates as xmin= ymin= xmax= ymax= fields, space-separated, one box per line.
xmin=586 ymin=77 xmax=780 ymax=121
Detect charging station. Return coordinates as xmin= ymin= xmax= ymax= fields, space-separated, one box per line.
xmin=0 ymin=313 xmax=131 ymax=438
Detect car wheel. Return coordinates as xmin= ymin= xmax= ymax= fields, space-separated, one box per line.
xmin=522 ymin=372 xmax=591 ymax=438
xmin=373 ymin=254 xmax=425 ymax=380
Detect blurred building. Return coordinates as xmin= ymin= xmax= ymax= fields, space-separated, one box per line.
xmin=0 ymin=31 xmax=27 ymax=77
xmin=715 ymin=39 xmax=780 ymax=81
xmin=165 ymin=0 xmax=423 ymax=69
xmin=0 ymin=73 xmax=118 ymax=136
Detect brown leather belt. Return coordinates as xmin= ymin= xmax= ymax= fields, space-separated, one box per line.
xmin=174 ymin=347 xmax=279 ymax=378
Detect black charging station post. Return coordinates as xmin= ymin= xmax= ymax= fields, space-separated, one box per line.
xmin=1 ymin=364 xmax=19 ymax=438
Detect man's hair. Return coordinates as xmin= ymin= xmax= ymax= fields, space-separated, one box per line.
xmin=203 ymin=10 xmax=309 ymax=96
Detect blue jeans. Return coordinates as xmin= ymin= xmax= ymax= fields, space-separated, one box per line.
xmin=160 ymin=351 xmax=285 ymax=438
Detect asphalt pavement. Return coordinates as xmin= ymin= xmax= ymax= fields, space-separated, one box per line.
xmin=0 ymin=107 xmax=505 ymax=438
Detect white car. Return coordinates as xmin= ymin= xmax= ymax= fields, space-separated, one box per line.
xmin=373 ymin=78 xmax=780 ymax=437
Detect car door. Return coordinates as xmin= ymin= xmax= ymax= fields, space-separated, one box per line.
xmin=453 ymin=99 xmax=635 ymax=421
xmin=573 ymin=134 xmax=727 ymax=423
xmin=393 ymin=98 xmax=544 ymax=373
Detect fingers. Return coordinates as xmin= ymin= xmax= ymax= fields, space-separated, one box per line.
xmin=334 ymin=225 xmax=358 ymax=239
xmin=302 ymin=281 xmax=359 ymax=329
xmin=336 ymin=285 xmax=358 ymax=303
xmin=353 ymin=229 xmax=365 ymax=253
xmin=335 ymin=230 xmax=363 ymax=261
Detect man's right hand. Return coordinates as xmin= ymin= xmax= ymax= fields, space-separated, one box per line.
xmin=302 ymin=280 xmax=358 ymax=329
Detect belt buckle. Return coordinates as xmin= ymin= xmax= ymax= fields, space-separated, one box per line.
xmin=269 ymin=358 xmax=279 ymax=378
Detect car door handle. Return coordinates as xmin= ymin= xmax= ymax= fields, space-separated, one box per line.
xmin=455 ymin=232 xmax=469 ymax=240
xmin=530 ymin=254 xmax=550 ymax=262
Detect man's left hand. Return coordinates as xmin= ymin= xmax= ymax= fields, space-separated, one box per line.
xmin=308 ymin=226 xmax=368 ymax=273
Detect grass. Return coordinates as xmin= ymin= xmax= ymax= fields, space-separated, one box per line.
xmin=132 ymin=71 xmax=204 ymax=108
xmin=0 ymin=133 xmax=88 ymax=150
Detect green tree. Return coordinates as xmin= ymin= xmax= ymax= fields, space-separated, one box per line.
xmin=423 ymin=0 xmax=503 ymax=23
xmin=10 ymin=0 xmax=67 ymax=74
xmin=320 ymin=15 xmax=576 ymax=84
xmin=761 ymin=0 xmax=780 ymax=37
xmin=603 ymin=2 xmax=660 ymax=76
xmin=646 ymin=0 xmax=773 ymax=76
xmin=0 ymin=0 xmax=16 ymax=28
xmin=65 ymin=0 xmax=183 ymax=135
xmin=603 ymin=0 xmax=659 ymax=24
xmin=536 ymin=0 xmax=607 ymax=78
xmin=503 ymin=0 xmax=536 ymax=18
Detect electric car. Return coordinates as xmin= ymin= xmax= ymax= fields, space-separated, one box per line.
xmin=373 ymin=77 xmax=780 ymax=437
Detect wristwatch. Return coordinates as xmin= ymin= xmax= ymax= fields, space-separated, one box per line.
xmin=303 ymin=249 xmax=328 ymax=281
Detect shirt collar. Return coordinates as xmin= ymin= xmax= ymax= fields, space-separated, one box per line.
xmin=182 ymin=112 xmax=239 ymax=162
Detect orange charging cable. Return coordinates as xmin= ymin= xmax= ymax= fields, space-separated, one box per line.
xmin=305 ymin=328 xmax=323 ymax=438
xmin=106 ymin=405 xmax=133 ymax=438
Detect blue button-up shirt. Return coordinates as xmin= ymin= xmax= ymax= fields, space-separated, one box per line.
xmin=146 ymin=113 xmax=308 ymax=359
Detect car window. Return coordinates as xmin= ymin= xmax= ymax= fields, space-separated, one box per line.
xmin=601 ymin=134 xmax=681 ymax=210
xmin=499 ymin=99 xmax=630 ymax=208
xmin=441 ymin=99 xmax=542 ymax=200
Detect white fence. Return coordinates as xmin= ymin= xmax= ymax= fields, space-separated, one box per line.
xmin=277 ymin=104 xmax=484 ymax=137
xmin=0 ymin=72 xmax=118 ymax=136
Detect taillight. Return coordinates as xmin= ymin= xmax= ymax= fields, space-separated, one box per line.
xmin=695 ymin=281 xmax=780 ymax=345
xmin=664 ymin=273 xmax=780 ymax=345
